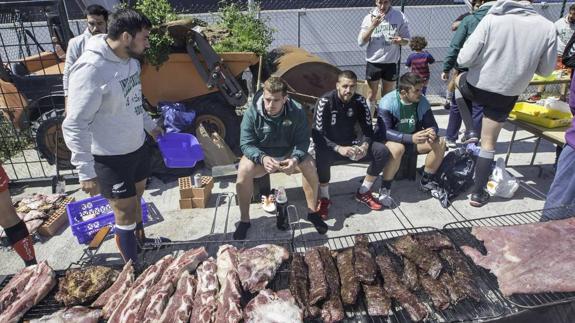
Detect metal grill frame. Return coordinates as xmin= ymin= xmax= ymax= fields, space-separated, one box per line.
xmin=442 ymin=205 xmax=575 ymax=309
xmin=294 ymin=227 xmax=511 ymax=323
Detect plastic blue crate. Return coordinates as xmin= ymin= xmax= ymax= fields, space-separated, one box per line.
xmin=66 ymin=195 xmax=148 ymax=244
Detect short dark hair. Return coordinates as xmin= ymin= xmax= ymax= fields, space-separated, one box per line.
xmin=86 ymin=4 xmax=108 ymax=20
xmin=409 ymin=36 xmax=427 ymax=51
xmin=107 ymin=8 xmax=152 ymax=40
xmin=398 ymin=72 xmax=424 ymax=93
xmin=338 ymin=70 xmax=357 ymax=82
xmin=570 ymin=4 xmax=575 ymax=11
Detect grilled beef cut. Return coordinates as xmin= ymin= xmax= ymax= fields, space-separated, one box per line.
xmin=237 ymin=244 xmax=289 ymax=293
xmin=0 ymin=265 xmax=37 ymax=313
xmin=30 ymin=306 xmax=101 ymax=323
xmin=336 ymin=248 xmax=360 ymax=305
xmin=158 ymin=271 xmax=196 ymax=323
xmin=304 ymin=248 xmax=328 ymax=305
xmin=362 ymin=280 xmax=391 ymax=316
xmin=191 ymin=257 xmax=219 ymax=323
xmin=92 ymin=260 xmax=134 ymax=310
xmin=353 ymin=234 xmax=377 ymax=284
xmin=376 ymin=255 xmax=427 ymax=322
xmin=439 ymin=273 xmax=466 ymax=303
xmin=55 ymin=266 xmax=118 ymax=306
xmin=391 ymin=235 xmax=443 ymax=279
xmin=440 ymin=249 xmax=480 ymax=302
xmin=244 ymin=289 xmax=303 ymax=323
xmin=415 ymin=233 xmax=454 ymax=250
xmin=289 ymin=253 xmax=311 ymax=318
xmin=215 ymin=245 xmax=242 ymax=323
xmin=0 ymin=261 xmax=57 ymax=323
xmin=318 ymin=247 xmax=345 ymax=323
xmin=108 ymin=255 xmax=174 ymax=323
xmin=419 ymin=273 xmax=450 ymax=310
xmin=461 ymin=218 xmax=575 ymax=296
xmin=402 ymin=258 xmax=419 ymax=291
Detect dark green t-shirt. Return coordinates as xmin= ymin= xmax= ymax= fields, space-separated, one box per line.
xmin=397 ymin=93 xmax=417 ymax=134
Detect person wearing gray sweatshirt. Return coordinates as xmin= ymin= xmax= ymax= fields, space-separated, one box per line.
xmin=62 ymin=9 xmax=166 ymax=265
xmin=62 ymin=4 xmax=108 ymax=97
xmin=453 ymin=0 xmax=557 ymax=207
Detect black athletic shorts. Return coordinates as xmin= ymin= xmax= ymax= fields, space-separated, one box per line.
xmin=366 ymin=62 xmax=398 ymax=82
xmin=94 ymin=143 xmax=151 ymax=199
xmin=458 ymin=72 xmax=518 ymax=123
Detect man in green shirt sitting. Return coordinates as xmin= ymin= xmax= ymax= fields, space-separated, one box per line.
xmin=374 ymin=72 xmax=446 ymax=204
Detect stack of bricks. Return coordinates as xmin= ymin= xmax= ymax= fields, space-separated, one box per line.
xmin=178 ymin=176 xmax=214 ymax=209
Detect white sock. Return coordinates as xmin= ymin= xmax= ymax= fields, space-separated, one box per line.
xmin=320 ymin=185 xmax=330 ymax=199
xmin=359 ymin=178 xmax=375 ymax=194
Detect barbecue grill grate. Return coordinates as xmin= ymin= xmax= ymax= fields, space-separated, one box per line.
xmin=295 ymin=227 xmax=509 ymax=322
xmin=442 ymin=205 xmax=575 ymax=309
xmin=0 ymin=269 xmax=67 ymax=320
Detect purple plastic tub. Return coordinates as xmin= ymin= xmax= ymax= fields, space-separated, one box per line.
xmin=157 ymin=132 xmax=204 ymax=168
xmin=66 ymin=195 xmax=148 ymax=244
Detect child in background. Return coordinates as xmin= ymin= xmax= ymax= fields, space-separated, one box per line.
xmin=406 ymin=36 xmax=435 ymax=94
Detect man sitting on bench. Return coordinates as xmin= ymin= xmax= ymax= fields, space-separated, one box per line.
xmin=312 ymin=70 xmax=391 ymax=216
xmin=234 ymin=76 xmax=326 ymax=240
xmin=375 ymin=72 xmax=446 ymax=203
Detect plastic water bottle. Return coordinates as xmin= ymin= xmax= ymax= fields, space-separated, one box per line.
xmin=275 ymin=186 xmax=289 ymax=231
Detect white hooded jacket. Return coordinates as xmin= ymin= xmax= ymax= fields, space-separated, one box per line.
xmin=457 ymin=0 xmax=557 ymax=96
xmin=62 ymin=34 xmax=156 ymax=180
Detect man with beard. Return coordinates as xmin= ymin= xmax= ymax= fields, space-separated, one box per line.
xmin=63 ymin=5 xmax=108 ymax=98
xmin=312 ymin=70 xmax=390 ymax=215
xmin=63 ymin=9 xmax=167 ymax=265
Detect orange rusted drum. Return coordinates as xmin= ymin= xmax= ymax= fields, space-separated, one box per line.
xmin=270 ymin=46 xmax=340 ymax=105
xmin=141 ymin=52 xmax=259 ymax=107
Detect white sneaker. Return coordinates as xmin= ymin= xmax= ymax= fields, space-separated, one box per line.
xmin=378 ymin=188 xmax=395 ymax=208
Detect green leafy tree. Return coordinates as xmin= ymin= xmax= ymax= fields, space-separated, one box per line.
xmin=135 ymin=0 xmax=177 ymax=67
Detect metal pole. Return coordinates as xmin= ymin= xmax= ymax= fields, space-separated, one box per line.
xmin=560 ymin=0 xmax=567 ymax=19
xmin=297 ymin=10 xmax=301 ymax=48
xmin=396 ymin=0 xmax=406 ymax=89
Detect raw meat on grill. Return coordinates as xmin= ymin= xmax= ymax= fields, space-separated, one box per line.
xmin=439 ymin=249 xmax=480 ymax=302
xmin=0 ymin=261 xmax=57 ymax=323
xmin=244 ymin=289 xmax=303 ymax=323
xmin=0 ymin=265 xmax=36 ymax=313
xmin=336 ymin=248 xmax=360 ymax=305
xmin=55 ymin=266 xmax=118 ymax=306
xmin=92 ymin=260 xmax=134 ymax=308
xmin=30 ymin=306 xmax=101 ymax=323
xmin=362 ymin=280 xmax=391 ymax=316
xmin=139 ymin=247 xmax=208 ymax=322
xmin=108 ymin=255 xmax=174 ymax=323
xmin=391 ymin=235 xmax=443 ymax=279
xmin=191 ymin=257 xmax=219 ymax=323
xmin=304 ymin=248 xmax=328 ymax=305
xmin=402 ymin=258 xmax=419 ymax=291
xmin=419 ymin=273 xmax=450 ymax=310
xmin=460 ymin=218 xmax=575 ymax=296
xmin=318 ymin=247 xmax=345 ymax=323
xmin=375 ymin=255 xmax=428 ymax=322
xmin=415 ymin=232 xmax=454 ymax=250
xmin=289 ymin=253 xmax=314 ymax=318
xmin=158 ymin=271 xmax=196 ymax=323
xmin=237 ymin=244 xmax=289 ymax=293
xmin=215 ymin=245 xmax=242 ymax=323
xmin=353 ymin=234 xmax=377 ymax=284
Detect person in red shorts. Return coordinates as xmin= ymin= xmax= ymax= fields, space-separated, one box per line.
xmin=0 ymin=165 xmax=37 ymax=267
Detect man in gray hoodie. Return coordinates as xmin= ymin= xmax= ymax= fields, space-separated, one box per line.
xmin=63 ymin=9 xmax=164 ymax=264
xmin=62 ymin=4 xmax=108 ymax=97
xmin=454 ymin=0 xmax=557 ymax=207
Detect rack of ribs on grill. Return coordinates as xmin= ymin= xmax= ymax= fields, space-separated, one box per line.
xmin=318 ymin=247 xmax=345 ymax=323
xmin=237 ymin=244 xmax=289 ymax=294
xmin=461 ymin=218 xmax=575 ymax=296
xmin=190 ymin=257 xmax=219 ymax=323
xmin=158 ymin=271 xmax=197 ymax=323
xmin=215 ymin=245 xmax=242 ymax=323
xmin=336 ymin=248 xmax=360 ymax=306
xmin=30 ymin=306 xmax=101 ymax=323
xmin=304 ymin=248 xmax=328 ymax=306
xmin=55 ymin=266 xmax=118 ymax=306
xmin=390 ymin=235 xmax=443 ymax=279
xmin=354 ymin=234 xmax=377 ymax=284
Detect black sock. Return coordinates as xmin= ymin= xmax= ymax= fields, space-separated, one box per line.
xmin=5 ymin=220 xmax=37 ymax=266
xmin=473 ymin=151 xmax=495 ymax=194
xmin=233 ymin=222 xmax=251 ymax=240
xmin=115 ymin=224 xmax=138 ymax=263
xmin=421 ymin=171 xmax=434 ymax=183
xmin=307 ymin=212 xmax=328 ymax=234
xmin=381 ymin=180 xmax=392 ymax=190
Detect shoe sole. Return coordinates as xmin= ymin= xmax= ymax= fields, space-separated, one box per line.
xmin=469 ymin=200 xmax=487 ymax=207
xmin=461 ymin=137 xmax=479 ymax=144
xmin=355 ymin=196 xmax=383 ymax=210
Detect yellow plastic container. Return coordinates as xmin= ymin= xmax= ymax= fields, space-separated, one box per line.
xmin=509 ymin=102 xmax=573 ymax=128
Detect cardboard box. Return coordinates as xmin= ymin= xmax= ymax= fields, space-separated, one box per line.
xmin=179 ymin=198 xmax=193 ymax=209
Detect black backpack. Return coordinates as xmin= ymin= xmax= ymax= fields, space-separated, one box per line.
xmin=432 ymin=148 xmax=476 ymax=208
